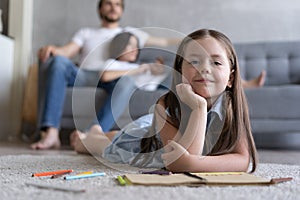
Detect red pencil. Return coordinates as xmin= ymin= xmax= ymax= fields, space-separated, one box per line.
xmin=32 ymin=169 xmax=73 ymax=177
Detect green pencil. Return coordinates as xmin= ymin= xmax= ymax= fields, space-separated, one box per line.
xmin=117 ymin=175 xmax=127 ymax=186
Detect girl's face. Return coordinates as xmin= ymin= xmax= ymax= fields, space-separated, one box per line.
xmin=118 ymin=36 xmax=139 ymax=62
xmin=182 ymin=36 xmax=232 ymax=103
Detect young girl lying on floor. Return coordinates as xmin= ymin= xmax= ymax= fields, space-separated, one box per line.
xmin=71 ymin=28 xmax=258 ymax=173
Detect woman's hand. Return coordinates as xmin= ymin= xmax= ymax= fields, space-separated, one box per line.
xmin=176 ymin=83 xmax=207 ymax=110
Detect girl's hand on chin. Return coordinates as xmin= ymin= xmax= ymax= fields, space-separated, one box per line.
xmin=176 ymin=83 xmax=207 ymax=110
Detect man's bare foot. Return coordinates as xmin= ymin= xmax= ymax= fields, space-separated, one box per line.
xmin=30 ymin=128 xmax=61 ymax=150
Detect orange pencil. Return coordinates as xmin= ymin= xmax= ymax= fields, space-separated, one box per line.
xmin=32 ymin=169 xmax=73 ymax=177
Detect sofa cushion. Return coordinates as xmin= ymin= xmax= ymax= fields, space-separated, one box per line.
xmin=63 ymin=87 xmax=106 ymax=118
xmin=113 ymin=89 xmax=168 ymax=129
xmin=251 ymin=119 xmax=300 ymax=134
xmin=245 ymin=85 xmax=300 ymax=119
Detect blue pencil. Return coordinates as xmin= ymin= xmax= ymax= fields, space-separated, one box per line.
xmin=64 ymin=172 xmax=106 ymax=180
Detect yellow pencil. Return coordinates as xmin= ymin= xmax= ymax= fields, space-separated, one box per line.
xmin=76 ymin=171 xmax=93 ymax=175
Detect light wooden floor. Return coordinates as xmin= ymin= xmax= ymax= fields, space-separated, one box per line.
xmin=0 ymin=140 xmax=300 ymax=165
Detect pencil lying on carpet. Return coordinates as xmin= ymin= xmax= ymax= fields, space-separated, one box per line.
xmin=64 ymin=172 xmax=106 ymax=180
xmin=51 ymin=171 xmax=73 ymax=179
xmin=32 ymin=169 xmax=73 ymax=177
xmin=76 ymin=171 xmax=93 ymax=175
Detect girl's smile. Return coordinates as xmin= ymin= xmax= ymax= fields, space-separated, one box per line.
xmin=192 ymin=75 xmax=214 ymax=84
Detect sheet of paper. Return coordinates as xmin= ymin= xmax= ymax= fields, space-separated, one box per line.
xmin=123 ymin=172 xmax=272 ymax=186
xmin=124 ymin=174 xmax=203 ymax=186
xmin=193 ymin=172 xmax=270 ymax=185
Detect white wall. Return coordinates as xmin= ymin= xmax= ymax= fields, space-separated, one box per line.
xmin=121 ymin=0 xmax=300 ymax=43
xmin=0 ymin=35 xmax=14 ymax=140
xmin=32 ymin=0 xmax=300 ymax=61
xmin=0 ymin=0 xmax=33 ymax=141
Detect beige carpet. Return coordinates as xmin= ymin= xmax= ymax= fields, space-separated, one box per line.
xmin=1 ymin=154 xmax=299 ymax=200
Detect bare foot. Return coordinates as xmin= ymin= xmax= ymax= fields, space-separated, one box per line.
xmin=256 ymin=70 xmax=266 ymax=87
xmin=70 ymin=129 xmax=86 ymax=149
xmin=30 ymin=128 xmax=61 ymax=150
xmin=71 ymin=125 xmax=111 ymax=155
xmin=70 ymin=130 xmax=89 ymax=154
xmin=243 ymin=70 xmax=266 ymax=88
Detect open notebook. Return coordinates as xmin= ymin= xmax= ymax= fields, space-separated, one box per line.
xmin=119 ymin=172 xmax=292 ymax=186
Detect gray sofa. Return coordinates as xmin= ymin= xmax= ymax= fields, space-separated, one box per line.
xmin=235 ymin=41 xmax=300 ymax=149
xmin=38 ymin=42 xmax=300 ymax=149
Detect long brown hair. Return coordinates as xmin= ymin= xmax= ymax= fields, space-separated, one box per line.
xmin=140 ymin=29 xmax=257 ymax=172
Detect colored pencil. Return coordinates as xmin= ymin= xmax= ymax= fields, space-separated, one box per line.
xmin=117 ymin=175 xmax=127 ymax=186
xmin=140 ymin=169 xmax=172 ymax=175
xmin=64 ymin=172 xmax=106 ymax=180
xmin=51 ymin=171 xmax=73 ymax=179
xmin=32 ymin=169 xmax=73 ymax=177
xmin=76 ymin=171 xmax=93 ymax=175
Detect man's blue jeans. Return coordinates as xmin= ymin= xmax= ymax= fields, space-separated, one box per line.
xmin=39 ymin=55 xmax=136 ymax=132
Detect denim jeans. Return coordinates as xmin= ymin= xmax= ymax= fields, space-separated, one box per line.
xmin=39 ymin=55 xmax=136 ymax=132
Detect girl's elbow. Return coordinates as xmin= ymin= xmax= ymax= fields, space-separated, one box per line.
xmin=164 ymin=159 xmax=192 ymax=172
xmin=164 ymin=165 xmax=173 ymax=172
xmin=164 ymin=164 xmax=183 ymax=173
xmin=164 ymin=163 xmax=178 ymax=172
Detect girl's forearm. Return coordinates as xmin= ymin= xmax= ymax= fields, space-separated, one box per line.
xmin=192 ymin=153 xmax=249 ymax=172
xmin=177 ymin=108 xmax=207 ymax=155
xmin=168 ymin=153 xmax=249 ymax=173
